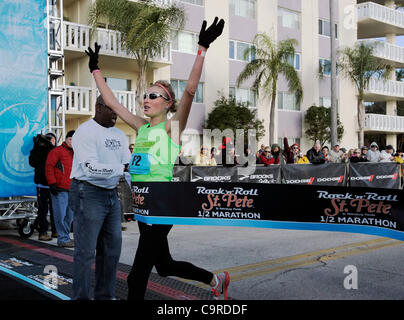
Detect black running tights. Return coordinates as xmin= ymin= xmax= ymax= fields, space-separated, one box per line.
xmin=127 ymin=222 xmax=213 ymax=300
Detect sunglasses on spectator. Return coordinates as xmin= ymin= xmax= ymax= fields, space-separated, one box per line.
xmin=354 ymin=152 xmax=361 ymax=154
xmin=143 ymin=92 xmax=169 ymax=101
xmin=292 ymin=147 xmax=299 ymax=150
xmin=264 ymin=150 xmax=270 ymax=153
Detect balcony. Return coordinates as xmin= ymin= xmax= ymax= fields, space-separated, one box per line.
xmin=65 ymin=86 xmax=136 ymax=115
xmin=357 ymin=2 xmax=404 ymax=39
xmin=130 ymin=0 xmax=173 ymax=6
xmin=63 ymin=21 xmax=172 ymax=66
xmin=364 ymin=113 xmax=404 ymax=133
xmin=357 ymin=0 xmax=404 ymax=5
xmin=364 ymin=78 xmax=404 ymax=102
xmin=357 ymin=39 xmax=404 ymax=68
xmin=65 ymin=86 xmax=92 ymax=115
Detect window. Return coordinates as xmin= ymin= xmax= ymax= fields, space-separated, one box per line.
xmin=181 ymin=0 xmax=203 ymax=5
xmin=320 ymin=97 xmax=339 ymax=112
xmin=319 ymin=58 xmax=331 ymax=76
xmin=171 ymin=79 xmax=204 ymax=103
xmin=278 ymin=7 xmax=300 ymax=29
xmin=286 ymin=53 xmax=301 ymax=71
xmin=237 ymin=42 xmax=249 ymax=61
xmin=105 ymin=77 xmax=131 ymax=91
xmin=229 ymin=41 xmax=235 ymax=59
xmin=171 ymin=31 xmax=198 ymax=54
xmin=319 ymin=97 xmax=331 ymax=108
xmin=229 ymin=87 xmax=257 ymax=107
xmin=229 ymin=0 xmax=256 ymax=19
xmin=318 ymin=19 xmax=338 ymax=38
xmin=278 ymin=137 xmax=300 ymax=149
xmin=229 ymin=40 xmax=255 ymax=62
xmin=278 ymin=91 xmax=300 ymax=111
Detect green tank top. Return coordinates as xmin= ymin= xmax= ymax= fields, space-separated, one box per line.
xmin=130 ymin=121 xmax=181 ymax=182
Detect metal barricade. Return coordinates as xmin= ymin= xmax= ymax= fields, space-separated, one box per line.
xmin=0 ymin=197 xmax=37 ymax=238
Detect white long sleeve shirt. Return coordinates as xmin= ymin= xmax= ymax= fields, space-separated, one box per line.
xmin=70 ymin=119 xmax=132 ymax=189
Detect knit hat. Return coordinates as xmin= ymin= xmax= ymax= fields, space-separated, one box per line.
xmin=386 ymin=145 xmax=394 ymax=150
xmin=66 ymin=130 xmax=75 ymax=139
xmin=45 ymin=132 xmax=56 ymax=140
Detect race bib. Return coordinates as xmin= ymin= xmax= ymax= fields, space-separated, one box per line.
xmin=129 ymin=153 xmax=152 ymax=175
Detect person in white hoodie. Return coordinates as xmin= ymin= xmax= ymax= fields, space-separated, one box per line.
xmin=379 ymin=145 xmax=395 ymax=162
xmin=367 ymin=142 xmax=381 ymax=162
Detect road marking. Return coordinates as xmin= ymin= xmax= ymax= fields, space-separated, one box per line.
xmin=180 ymin=237 xmax=403 ymax=287
xmin=215 ymin=237 xmax=394 ymax=275
xmin=230 ymin=239 xmax=403 ymax=282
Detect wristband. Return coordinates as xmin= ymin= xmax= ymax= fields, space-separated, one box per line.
xmin=92 ymin=69 xmax=100 ymax=75
xmin=197 ymin=49 xmax=206 ymax=57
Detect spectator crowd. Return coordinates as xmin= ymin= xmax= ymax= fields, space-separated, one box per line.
xmin=181 ymin=137 xmax=404 ymax=167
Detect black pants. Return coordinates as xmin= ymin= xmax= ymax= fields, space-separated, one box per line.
xmin=35 ymin=187 xmax=56 ymax=235
xmin=127 ymin=222 xmax=213 ymax=300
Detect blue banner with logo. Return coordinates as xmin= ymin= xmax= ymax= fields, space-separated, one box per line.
xmin=0 ymin=0 xmax=48 ymax=197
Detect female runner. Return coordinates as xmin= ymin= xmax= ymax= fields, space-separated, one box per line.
xmin=85 ymin=17 xmax=229 ymax=300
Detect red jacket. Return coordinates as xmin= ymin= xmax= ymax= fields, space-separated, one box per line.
xmin=45 ymin=142 xmax=74 ymax=191
xmin=259 ymin=153 xmax=280 ymax=166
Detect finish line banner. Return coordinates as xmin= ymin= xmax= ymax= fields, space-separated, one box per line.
xmin=132 ymin=182 xmax=404 ymax=241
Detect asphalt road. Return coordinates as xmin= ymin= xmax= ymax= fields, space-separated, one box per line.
xmin=119 ymin=221 xmax=404 ymax=300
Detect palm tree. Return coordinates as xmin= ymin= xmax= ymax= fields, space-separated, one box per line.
xmin=330 ymin=0 xmax=338 ymax=147
xmin=88 ymin=0 xmax=185 ymax=117
xmin=236 ymin=33 xmax=302 ymax=145
xmin=338 ymin=42 xmax=392 ymax=148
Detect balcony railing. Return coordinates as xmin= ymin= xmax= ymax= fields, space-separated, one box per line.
xmin=358 ymin=2 xmax=404 ymax=29
xmin=64 ymin=22 xmax=90 ymax=51
xmin=365 ymin=113 xmax=404 ymax=132
xmin=365 ymin=78 xmax=404 ymax=99
xmin=66 ymin=86 xmax=91 ymax=113
xmin=66 ymin=85 xmax=136 ymax=114
xmin=131 ymin=0 xmax=173 ymax=6
xmin=113 ymin=90 xmax=136 ymax=114
xmin=357 ymin=39 xmax=404 ymax=65
xmin=63 ymin=21 xmax=171 ymax=63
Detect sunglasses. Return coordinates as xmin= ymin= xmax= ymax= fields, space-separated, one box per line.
xmin=264 ymin=150 xmax=270 ymax=153
xmin=292 ymin=147 xmax=299 ymax=150
xmin=143 ymin=92 xmax=169 ymax=101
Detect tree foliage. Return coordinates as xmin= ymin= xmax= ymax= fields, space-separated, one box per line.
xmin=338 ymin=42 xmax=392 ymax=147
xmin=88 ymin=0 xmax=185 ymax=116
xmin=205 ymin=95 xmax=265 ymax=142
xmin=304 ymin=105 xmax=344 ymax=146
xmin=236 ymin=33 xmax=302 ymax=145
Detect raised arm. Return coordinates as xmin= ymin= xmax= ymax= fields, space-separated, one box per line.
xmin=168 ymin=17 xmax=225 ymax=135
xmin=85 ymin=44 xmax=148 ymax=132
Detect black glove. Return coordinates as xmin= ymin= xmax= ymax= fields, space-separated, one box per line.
xmin=85 ymin=42 xmax=101 ymax=73
xmin=198 ymin=17 xmax=225 ymax=49
xmin=49 ymin=184 xmax=59 ymax=196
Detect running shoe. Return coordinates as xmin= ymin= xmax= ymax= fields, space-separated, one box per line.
xmin=211 ymin=271 xmax=230 ymax=300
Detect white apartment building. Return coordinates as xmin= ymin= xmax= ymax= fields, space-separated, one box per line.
xmin=50 ymin=0 xmax=399 ymax=155
xmin=358 ymin=0 xmax=404 ymax=150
